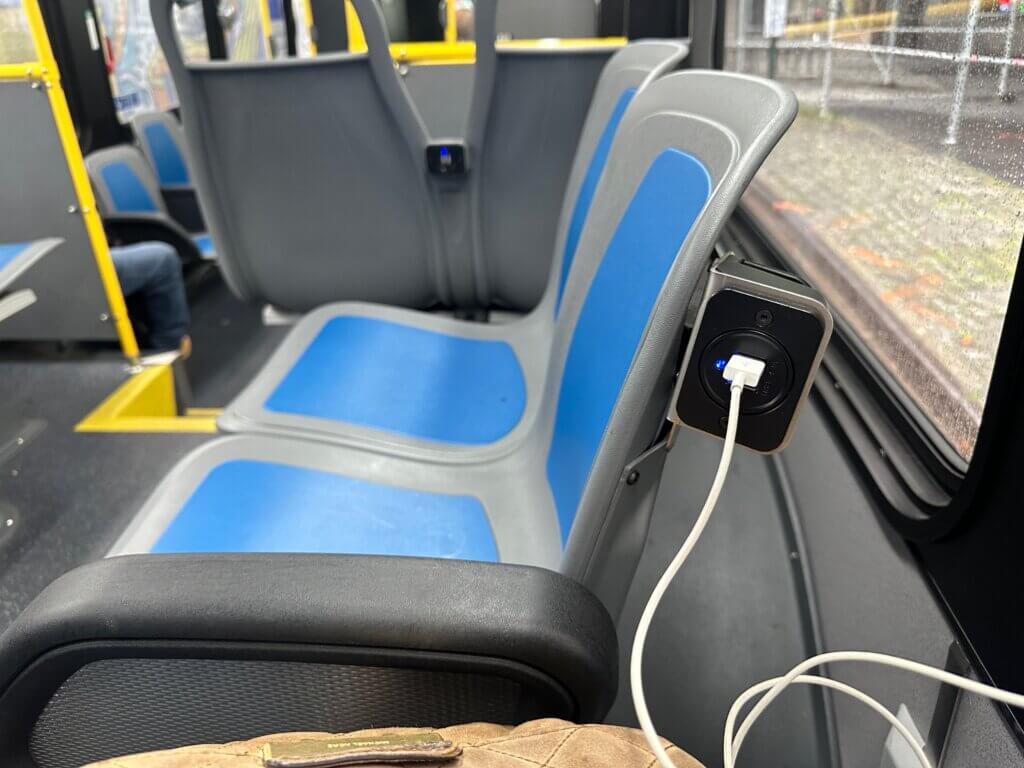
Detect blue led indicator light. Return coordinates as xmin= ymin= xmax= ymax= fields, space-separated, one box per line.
xmin=440 ymin=147 xmax=450 ymax=157
xmin=714 ymin=358 xmax=728 ymax=371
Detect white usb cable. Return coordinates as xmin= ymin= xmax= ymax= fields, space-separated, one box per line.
xmin=631 ymin=354 xmax=764 ymax=767
xmin=626 ymin=355 xmax=1024 ymax=768
xmin=724 ymin=651 xmax=1024 ymax=767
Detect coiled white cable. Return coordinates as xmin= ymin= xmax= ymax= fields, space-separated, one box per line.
xmin=628 ymin=353 xmax=1024 ymax=768
xmin=726 ymin=674 xmax=931 ymax=768
xmin=725 ymin=651 xmax=1024 ymax=767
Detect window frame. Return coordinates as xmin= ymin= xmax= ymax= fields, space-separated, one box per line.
xmin=722 ymin=206 xmax=1024 ymax=541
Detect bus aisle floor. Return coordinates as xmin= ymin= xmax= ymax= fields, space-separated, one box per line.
xmin=0 ymin=358 xmax=211 ymax=633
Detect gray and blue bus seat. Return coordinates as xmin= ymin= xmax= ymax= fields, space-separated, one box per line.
xmin=84 ymin=145 xmax=215 ymax=262
xmin=0 ymin=554 xmax=618 ymax=768
xmin=0 ymin=239 xmax=61 ymax=325
xmin=150 ymin=0 xmax=450 ymax=312
xmin=112 ymin=71 xmax=798 ymax=621
xmin=216 ymin=38 xmax=688 ymax=450
xmin=130 ymin=110 xmax=207 ymax=233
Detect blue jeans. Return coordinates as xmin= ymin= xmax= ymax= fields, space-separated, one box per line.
xmin=111 ymin=242 xmax=190 ymax=351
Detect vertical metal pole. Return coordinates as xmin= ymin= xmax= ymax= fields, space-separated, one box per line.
xmin=883 ymin=0 xmax=901 ymax=86
xmin=736 ymin=0 xmax=749 ymax=72
xmin=945 ymin=0 xmax=981 ymax=146
xmin=202 ymin=0 xmax=228 ymax=60
xmin=768 ymin=37 xmax=778 ymax=78
xmin=999 ymin=1 xmax=1018 ymax=101
xmin=444 ymin=0 xmax=458 ymax=43
xmin=820 ymin=0 xmax=840 ymax=116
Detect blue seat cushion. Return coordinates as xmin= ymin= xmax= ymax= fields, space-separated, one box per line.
xmin=265 ymin=316 xmax=528 ymax=445
xmin=0 ymin=242 xmax=30 ymax=273
xmin=100 ymin=161 xmax=159 ymax=213
xmin=192 ymin=233 xmax=215 ymax=257
xmin=142 ymin=121 xmax=190 ymax=186
xmin=151 ymin=459 xmax=498 ymax=561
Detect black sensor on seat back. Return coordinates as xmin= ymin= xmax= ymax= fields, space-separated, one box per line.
xmin=427 ymin=142 xmax=468 ymax=176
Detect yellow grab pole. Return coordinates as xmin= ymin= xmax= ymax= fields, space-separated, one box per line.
xmin=445 ymin=0 xmax=458 ymax=43
xmin=303 ymin=0 xmax=318 ymax=53
xmin=345 ymin=0 xmax=367 ymax=52
xmin=21 ymin=0 xmax=140 ymax=362
xmin=258 ymin=0 xmax=274 ymax=57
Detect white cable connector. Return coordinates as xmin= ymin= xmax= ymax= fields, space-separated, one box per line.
xmin=723 ymin=354 xmax=766 ymax=391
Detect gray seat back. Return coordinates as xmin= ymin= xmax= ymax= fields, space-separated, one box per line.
xmin=471 ymin=6 xmax=682 ymax=311
xmin=130 ymin=111 xmax=192 ymax=189
xmin=537 ymin=71 xmax=797 ymax=595
xmin=84 ymin=145 xmax=169 ymax=218
xmin=538 ymin=41 xmax=688 ymax=317
xmin=150 ymin=0 xmax=447 ymax=312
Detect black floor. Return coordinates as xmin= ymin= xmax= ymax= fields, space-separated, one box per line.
xmin=0 ymin=359 xmax=209 ymax=631
xmin=182 ymin=268 xmax=289 ymax=407
xmin=0 ymin=271 xmax=287 ymax=633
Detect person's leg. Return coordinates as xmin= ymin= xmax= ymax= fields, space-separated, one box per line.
xmin=110 ymin=242 xmax=190 ymax=352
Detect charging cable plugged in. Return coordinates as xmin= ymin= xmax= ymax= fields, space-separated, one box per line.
xmin=722 ymin=354 xmax=765 ymax=392
xmin=632 ymin=353 xmax=762 ymax=768
xmin=635 ymin=355 xmax=1024 ymax=767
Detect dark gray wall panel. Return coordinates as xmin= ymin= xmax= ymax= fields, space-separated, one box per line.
xmin=609 ymin=428 xmax=828 ymax=767
xmin=778 ymin=401 xmax=1022 ymax=766
xmin=0 ymin=82 xmax=115 ymax=341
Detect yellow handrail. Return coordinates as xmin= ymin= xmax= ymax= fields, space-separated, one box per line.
xmin=304 ymin=0 xmax=318 ymax=54
xmin=389 ymin=37 xmax=627 ymax=64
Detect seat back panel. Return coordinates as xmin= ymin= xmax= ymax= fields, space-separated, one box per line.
xmin=546 ymin=149 xmax=711 ymax=541
xmin=151 ymin=0 xmax=447 ymax=310
xmin=476 ymin=50 xmax=612 ymax=311
xmin=182 ymin=61 xmax=439 ymax=311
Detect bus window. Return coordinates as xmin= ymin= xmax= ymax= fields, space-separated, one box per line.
xmin=724 ymin=0 xmax=1024 ymax=460
xmin=96 ymin=0 xmax=269 ymax=123
xmin=94 ymin=0 xmax=197 ymax=120
xmin=0 ymin=0 xmax=35 ymax=64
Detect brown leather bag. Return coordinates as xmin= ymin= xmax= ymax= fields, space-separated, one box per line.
xmin=82 ymin=718 xmax=703 ymax=768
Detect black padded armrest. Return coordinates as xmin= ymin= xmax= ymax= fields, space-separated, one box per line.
xmin=102 ymin=213 xmax=201 ymax=262
xmin=0 ymin=555 xmax=617 ymax=767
